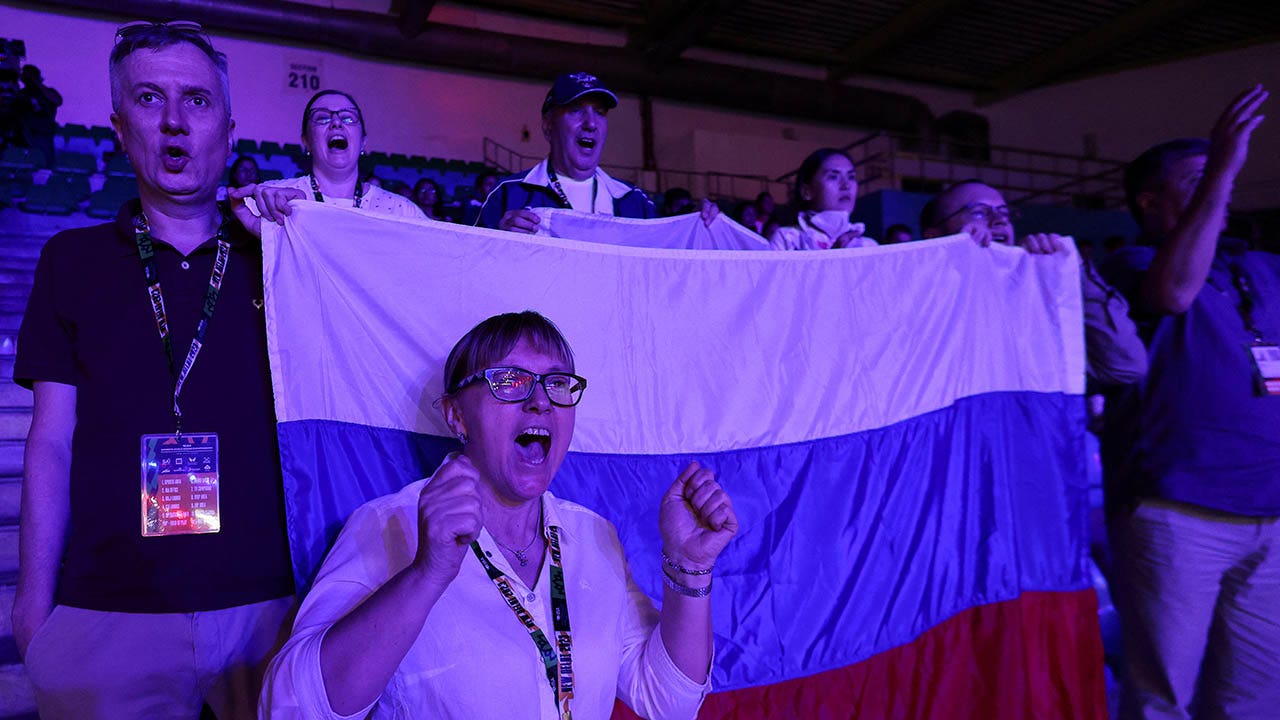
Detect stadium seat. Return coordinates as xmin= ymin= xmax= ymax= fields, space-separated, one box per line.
xmin=259 ymin=169 xmax=285 ymax=182
xmin=88 ymin=126 xmax=116 ymax=144
xmin=0 ymin=147 xmax=46 ymax=171
xmin=87 ymin=175 xmax=139 ymax=219
xmin=282 ymin=143 xmax=304 ymax=159
xmin=259 ymin=141 xmax=284 ymax=157
xmin=105 ymin=154 xmax=136 ymax=177
xmin=21 ymin=177 xmax=84 ymax=215
xmin=53 ymin=151 xmax=98 ymax=175
xmin=234 ymin=138 xmax=259 ymax=156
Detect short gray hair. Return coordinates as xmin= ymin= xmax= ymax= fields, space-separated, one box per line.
xmin=109 ymin=22 xmax=231 ymax=114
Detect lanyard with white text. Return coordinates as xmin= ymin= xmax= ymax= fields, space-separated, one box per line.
xmin=471 ymin=525 xmax=575 ymax=719
xmin=309 ymin=174 xmax=363 ymax=208
xmin=546 ymin=165 xmax=597 ymax=214
xmin=134 ymin=213 xmax=230 ymax=436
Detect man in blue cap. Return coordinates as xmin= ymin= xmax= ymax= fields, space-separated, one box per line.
xmin=477 ymin=72 xmax=658 ymax=232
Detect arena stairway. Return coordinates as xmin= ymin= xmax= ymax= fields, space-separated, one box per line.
xmin=0 ymin=209 xmax=79 ymax=719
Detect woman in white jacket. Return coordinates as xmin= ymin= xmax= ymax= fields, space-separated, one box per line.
xmin=768 ymin=148 xmax=877 ymax=250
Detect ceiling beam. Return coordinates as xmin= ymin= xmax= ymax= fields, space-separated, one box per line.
xmin=827 ymin=0 xmax=969 ymax=82
xmin=34 ymin=0 xmax=933 ymax=133
xmin=634 ymin=0 xmax=744 ymax=70
xmin=397 ymin=0 xmax=437 ymax=39
xmin=978 ymin=0 xmax=1212 ymax=105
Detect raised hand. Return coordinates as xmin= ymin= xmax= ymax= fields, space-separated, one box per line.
xmin=412 ymin=454 xmax=484 ymax=587
xmin=833 ymin=226 xmax=866 ymax=249
xmin=1206 ymin=85 xmax=1268 ymax=181
xmin=963 ymin=221 xmax=993 ymax=247
xmin=659 ymin=461 xmax=738 ymax=569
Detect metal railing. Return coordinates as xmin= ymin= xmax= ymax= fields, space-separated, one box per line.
xmin=482 ymin=138 xmax=790 ymax=202
xmin=775 ymin=131 xmax=1128 ymax=209
xmin=486 ymin=132 xmax=1128 ymax=209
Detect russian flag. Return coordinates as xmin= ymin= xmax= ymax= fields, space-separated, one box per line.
xmin=263 ymin=203 xmax=1105 ymax=718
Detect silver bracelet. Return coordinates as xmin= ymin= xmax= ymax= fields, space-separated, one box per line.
xmin=662 ymin=568 xmax=712 ymax=598
xmin=662 ymin=551 xmax=713 ymax=576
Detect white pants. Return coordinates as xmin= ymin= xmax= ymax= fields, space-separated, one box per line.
xmin=24 ymin=596 xmax=294 ymax=720
xmin=1113 ymin=499 xmax=1280 ymax=719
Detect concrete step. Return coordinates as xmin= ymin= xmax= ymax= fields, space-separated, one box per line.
xmin=0 ymin=413 xmax=29 ymax=443
xmin=0 ymin=271 xmax=33 ymax=287
xmin=0 ymin=314 xmax=21 ymax=333
xmin=0 ymin=582 xmax=15 ymax=657
xmin=0 ymin=288 xmax=31 ymax=301
xmin=0 ymin=480 xmax=18 ymax=525
xmin=0 ymin=528 xmax=16 ymax=581
xmin=0 ymin=387 xmax=29 ymax=411
xmin=0 ymin=663 xmax=36 ymax=719
xmin=0 ymin=444 xmax=22 ymax=478
xmin=0 ymin=301 xmax=27 ymax=316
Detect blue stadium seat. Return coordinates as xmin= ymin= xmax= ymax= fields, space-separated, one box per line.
xmin=53 ymin=151 xmax=98 ymax=175
xmin=0 ymin=147 xmax=46 ymax=171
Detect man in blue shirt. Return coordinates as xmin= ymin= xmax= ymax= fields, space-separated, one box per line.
xmin=476 ymin=72 xmax=656 ymax=232
xmin=1101 ymin=85 xmax=1279 ymax=719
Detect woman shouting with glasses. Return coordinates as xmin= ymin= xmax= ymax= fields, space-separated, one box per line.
xmin=230 ymin=90 xmax=424 ymax=236
xmin=262 ymin=311 xmax=738 ymax=719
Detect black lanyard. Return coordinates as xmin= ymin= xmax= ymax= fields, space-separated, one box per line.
xmin=309 ymin=174 xmax=363 ymax=208
xmin=1228 ymin=261 xmax=1265 ymax=342
xmin=471 ymin=523 xmax=575 ymax=718
xmin=546 ymin=164 xmax=597 ymax=214
xmin=133 ymin=213 xmax=230 ymax=436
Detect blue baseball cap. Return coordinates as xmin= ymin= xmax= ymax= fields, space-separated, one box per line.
xmin=541 ymin=72 xmax=619 ymax=115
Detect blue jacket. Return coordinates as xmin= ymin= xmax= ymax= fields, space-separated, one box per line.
xmin=475 ymin=159 xmax=656 ymax=229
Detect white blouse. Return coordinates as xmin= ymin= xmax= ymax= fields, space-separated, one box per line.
xmin=768 ymin=210 xmax=878 ymax=250
xmin=261 ymin=476 xmax=709 ymax=720
xmin=262 ymin=175 xmax=427 ymax=220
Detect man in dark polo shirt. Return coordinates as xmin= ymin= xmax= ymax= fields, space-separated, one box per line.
xmin=12 ymin=22 xmax=293 ymax=719
xmin=1101 ymin=85 xmax=1279 ymax=719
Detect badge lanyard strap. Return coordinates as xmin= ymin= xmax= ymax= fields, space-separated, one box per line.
xmin=470 ymin=525 xmax=575 ymax=719
xmin=309 ymin=174 xmax=363 ymax=209
xmin=1228 ymin=261 xmax=1265 ymax=342
xmin=546 ymin=165 xmax=597 ymax=215
xmin=134 ymin=214 xmax=231 ymax=437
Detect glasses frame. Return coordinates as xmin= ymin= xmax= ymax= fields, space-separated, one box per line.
xmin=939 ymin=202 xmax=1021 ymax=228
xmin=307 ymin=109 xmax=363 ymax=127
xmin=114 ymin=20 xmax=209 ymax=45
xmin=452 ymin=366 xmax=588 ymax=407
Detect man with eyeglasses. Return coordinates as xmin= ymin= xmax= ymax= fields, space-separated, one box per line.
xmin=477 ymin=72 xmax=718 ymax=233
xmin=12 ymin=21 xmax=293 ymax=719
xmin=921 ymin=179 xmax=1147 ymax=387
xmin=1099 ymin=86 xmax=1280 ymax=719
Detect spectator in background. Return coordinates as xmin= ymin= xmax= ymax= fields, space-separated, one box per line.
xmin=229 ymin=154 xmax=260 ymax=188
xmin=1100 ymin=86 xmax=1279 ymax=719
xmin=15 ymin=64 xmax=61 ymax=167
xmin=883 ymin=223 xmax=913 ymax=244
xmin=769 ymin=148 xmax=876 ymax=250
xmin=478 ymin=72 xmax=717 ymax=232
xmin=413 ymin=177 xmax=448 ymax=221
xmin=216 ymin=154 xmax=260 ymax=202
xmin=663 ymin=187 xmax=694 ymax=216
xmin=754 ymin=191 xmax=776 ymax=228
xmin=732 ymin=200 xmax=760 ymax=234
xmin=461 ymin=171 xmax=499 ymax=225
xmin=231 ymin=89 xmax=424 ymax=235
xmin=366 ymin=174 xmax=383 ymax=188
xmin=922 ymin=179 xmax=1146 ymax=387
xmin=13 ymin=21 xmax=293 ymax=719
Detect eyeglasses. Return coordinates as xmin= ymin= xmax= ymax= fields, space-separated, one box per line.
xmin=308 ymin=109 xmax=362 ymax=127
xmin=114 ymin=20 xmax=209 ymax=45
xmin=939 ymin=202 xmax=1021 ymax=227
xmin=452 ymin=366 xmax=587 ymax=407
